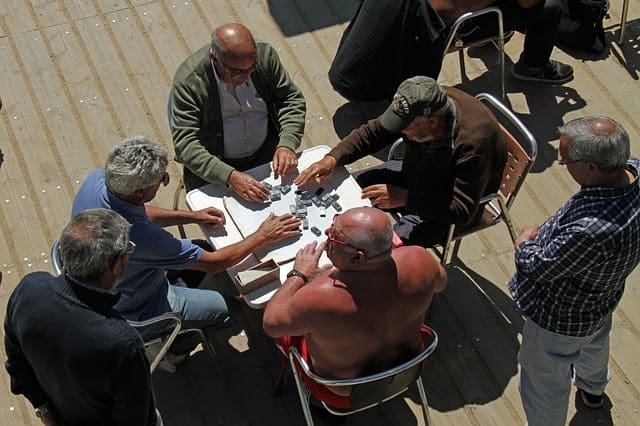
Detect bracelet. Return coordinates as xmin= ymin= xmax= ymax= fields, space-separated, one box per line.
xmin=286 ymin=269 xmax=308 ymax=283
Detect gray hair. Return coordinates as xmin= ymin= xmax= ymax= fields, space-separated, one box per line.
xmin=211 ymin=30 xmax=229 ymax=63
xmin=105 ymin=136 xmax=168 ymax=198
xmin=347 ymin=217 xmax=393 ymax=258
xmin=60 ymin=209 xmax=131 ymax=282
xmin=559 ymin=116 xmax=629 ymax=173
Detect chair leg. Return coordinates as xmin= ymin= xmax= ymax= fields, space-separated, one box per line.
xmin=619 ymin=0 xmax=630 ymax=44
xmin=290 ymin=357 xmax=315 ymax=426
xmin=458 ymin=49 xmax=467 ymax=83
xmin=416 ymin=377 xmax=431 ymax=426
xmin=440 ymin=225 xmax=456 ymax=265
xmin=173 ymin=177 xmax=186 ymax=239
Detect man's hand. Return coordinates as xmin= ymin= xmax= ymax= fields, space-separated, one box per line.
xmin=192 ymin=207 xmax=226 ymax=228
xmin=515 ymin=225 xmax=539 ymax=247
xmin=228 ymin=170 xmax=270 ymax=202
xmin=272 ymin=147 xmax=298 ymax=177
xmin=361 ymin=184 xmax=408 ymax=209
xmin=255 ymin=213 xmax=302 ymax=243
xmin=293 ymin=240 xmax=327 ymax=279
xmin=294 ymin=156 xmax=337 ymax=187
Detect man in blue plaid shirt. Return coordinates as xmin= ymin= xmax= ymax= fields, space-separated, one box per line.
xmin=508 ymin=116 xmax=640 ymax=426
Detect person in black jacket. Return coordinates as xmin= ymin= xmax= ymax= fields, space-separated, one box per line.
xmin=4 ymin=209 xmax=160 ymax=426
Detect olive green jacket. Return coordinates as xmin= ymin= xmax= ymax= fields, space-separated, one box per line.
xmin=170 ymin=42 xmax=306 ymax=189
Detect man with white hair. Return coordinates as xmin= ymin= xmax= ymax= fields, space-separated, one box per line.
xmin=509 ymin=116 xmax=640 ymax=425
xmin=72 ymin=136 xmax=301 ymax=371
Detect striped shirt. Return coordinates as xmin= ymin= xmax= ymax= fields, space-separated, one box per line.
xmin=508 ymin=158 xmax=640 ymax=337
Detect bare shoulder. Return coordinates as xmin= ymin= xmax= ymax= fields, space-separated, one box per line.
xmin=392 ymin=246 xmax=437 ymax=265
xmin=392 ymin=246 xmax=446 ymax=292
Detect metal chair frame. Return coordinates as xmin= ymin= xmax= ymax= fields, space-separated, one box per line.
xmin=167 ymin=91 xmax=187 ymax=239
xmin=50 ymin=239 xmax=216 ymax=373
xmin=288 ymin=326 xmax=438 ymax=426
xmin=618 ymin=0 xmax=630 ymax=43
xmin=442 ymin=6 xmax=506 ymax=99
xmin=386 ymin=92 xmax=537 ymax=264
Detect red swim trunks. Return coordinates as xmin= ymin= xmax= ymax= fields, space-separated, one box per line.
xmin=276 ymin=336 xmax=352 ymax=409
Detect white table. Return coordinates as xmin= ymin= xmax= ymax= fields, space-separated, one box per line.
xmin=186 ymin=145 xmax=370 ymax=309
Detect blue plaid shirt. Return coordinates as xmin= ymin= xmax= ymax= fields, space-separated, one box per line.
xmin=509 ymin=158 xmax=640 ymax=337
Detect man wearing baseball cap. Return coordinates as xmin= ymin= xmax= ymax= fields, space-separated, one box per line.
xmin=296 ymin=76 xmax=508 ymax=247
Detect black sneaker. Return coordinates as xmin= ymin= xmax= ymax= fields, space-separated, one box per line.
xmin=579 ymin=388 xmax=604 ymax=409
xmin=512 ymin=60 xmax=574 ymax=84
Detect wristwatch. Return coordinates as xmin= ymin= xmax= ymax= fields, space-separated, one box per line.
xmin=35 ymin=403 xmax=50 ymax=419
xmin=286 ymin=269 xmax=308 ymax=283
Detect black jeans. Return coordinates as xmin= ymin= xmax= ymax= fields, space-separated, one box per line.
xmin=460 ymin=0 xmax=566 ymax=67
xmin=354 ymin=165 xmax=449 ymax=248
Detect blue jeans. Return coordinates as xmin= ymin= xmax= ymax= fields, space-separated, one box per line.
xmin=519 ymin=315 xmax=612 ymax=426
xmin=166 ymin=285 xmax=232 ymax=354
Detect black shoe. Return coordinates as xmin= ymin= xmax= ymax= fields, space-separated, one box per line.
xmin=579 ymin=388 xmax=604 ymax=409
xmin=512 ymin=60 xmax=574 ymax=84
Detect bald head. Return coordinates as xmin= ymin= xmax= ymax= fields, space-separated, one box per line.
xmin=339 ymin=207 xmax=393 ymax=257
xmin=211 ymin=23 xmax=256 ymax=63
xmin=559 ymin=116 xmax=629 ymax=173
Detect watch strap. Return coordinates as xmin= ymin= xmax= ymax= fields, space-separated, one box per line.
xmin=287 ymin=269 xmax=308 ymax=283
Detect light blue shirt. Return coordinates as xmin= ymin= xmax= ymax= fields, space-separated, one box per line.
xmin=71 ymin=169 xmax=204 ymax=320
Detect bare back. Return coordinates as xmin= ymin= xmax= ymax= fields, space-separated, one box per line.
xmin=303 ymin=246 xmax=445 ymax=379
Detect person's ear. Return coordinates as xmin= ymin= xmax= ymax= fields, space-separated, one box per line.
xmin=350 ymin=250 xmax=366 ymax=265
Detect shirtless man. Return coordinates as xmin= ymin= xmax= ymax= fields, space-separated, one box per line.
xmin=263 ymin=207 xmax=446 ymax=384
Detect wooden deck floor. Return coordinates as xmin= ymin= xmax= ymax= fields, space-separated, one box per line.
xmin=1 ymin=0 xmax=639 ymax=424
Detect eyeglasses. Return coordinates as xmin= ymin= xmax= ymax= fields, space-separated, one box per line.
xmin=125 ymin=241 xmax=136 ymax=255
xmin=325 ymin=215 xmax=368 ymax=253
xmin=160 ymin=172 xmax=170 ymax=187
xmin=216 ymin=57 xmax=255 ymax=77
xmin=558 ymin=158 xmax=582 ymax=166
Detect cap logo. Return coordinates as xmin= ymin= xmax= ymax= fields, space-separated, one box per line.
xmin=392 ymin=94 xmax=410 ymax=116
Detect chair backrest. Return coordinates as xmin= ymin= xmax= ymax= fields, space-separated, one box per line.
xmin=475 ymin=93 xmax=538 ymax=209
xmin=442 ymin=7 xmax=504 ymax=56
xmin=290 ymin=326 xmax=438 ymax=411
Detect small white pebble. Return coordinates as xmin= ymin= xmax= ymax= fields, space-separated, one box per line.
xmin=5 ymin=200 xmax=9 ymax=203
xmin=125 ymin=88 xmax=129 ymax=92
xmin=56 ymin=185 xmax=61 ymax=189
xmin=27 ymin=263 xmax=32 ymax=267
xmin=75 ymin=180 xmax=80 ymax=184
xmin=42 ymin=189 xmax=46 ymax=193
xmin=112 ymin=19 xmax=116 ymax=23
xmin=9 ymin=406 xmax=14 ymax=411
xmin=13 ymin=115 xmax=17 ymax=120
xmin=23 ymin=257 xmax=28 ymax=261
xmin=80 ymin=99 xmax=84 ymax=103
xmin=21 ymin=195 xmax=26 ymax=199
xmin=41 ymin=253 xmax=45 ymax=256
xmin=44 ymin=260 xmax=49 ymax=264
xmin=143 ymin=12 xmax=147 ymax=16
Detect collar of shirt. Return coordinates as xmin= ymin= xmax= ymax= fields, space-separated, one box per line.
xmin=65 ymin=272 xmax=121 ymax=312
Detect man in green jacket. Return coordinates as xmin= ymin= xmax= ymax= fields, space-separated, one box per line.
xmin=170 ymin=23 xmax=306 ymax=202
